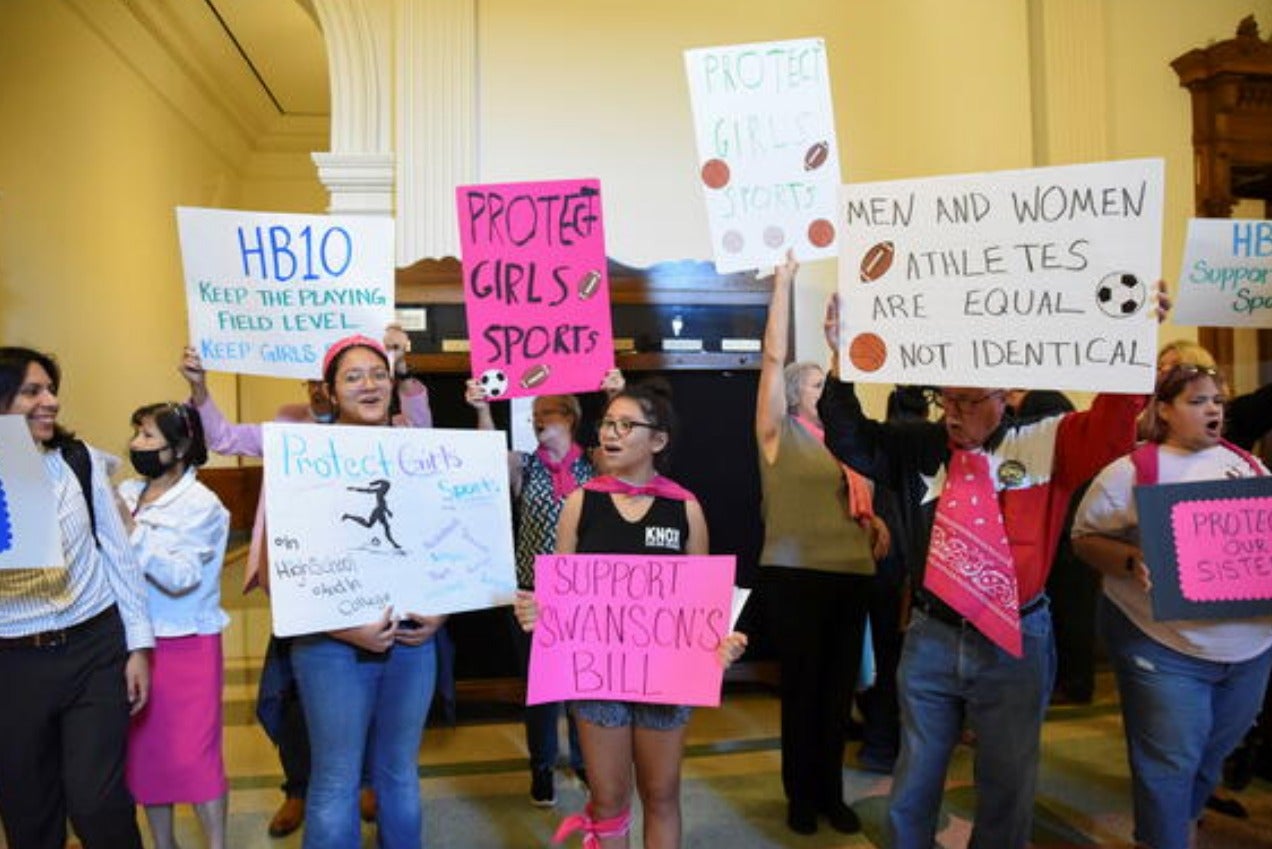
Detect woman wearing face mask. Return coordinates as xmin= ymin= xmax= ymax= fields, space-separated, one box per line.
xmin=117 ymin=402 xmax=230 ymax=849
xmin=289 ymin=334 xmax=445 ymax=849
xmin=466 ymin=370 xmax=622 ymax=807
xmin=0 ymin=347 xmax=154 ymax=849
xmin=1072 ymin=361 xmax=1272 ymax=849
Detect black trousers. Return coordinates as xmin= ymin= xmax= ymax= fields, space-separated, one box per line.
xmin=0 ymin=607 xmax=142 ymax=849
xmin=760 ymin=568 xmax=872 ymax=810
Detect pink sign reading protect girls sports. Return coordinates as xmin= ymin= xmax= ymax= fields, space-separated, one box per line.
xmin=1173 ymin=496 xmax=1272 ymax=602
xmin=527 ymin=554 xmax=736 ymax=707
xmin=456 ymin=179 xmax=615 ymax=401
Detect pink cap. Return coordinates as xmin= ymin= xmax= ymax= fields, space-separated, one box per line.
xmin=321 ymin=334 xmax=389 ymax=379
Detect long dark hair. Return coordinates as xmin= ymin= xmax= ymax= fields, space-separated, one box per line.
xmin=603 ymin=378 xmax=678 ymax=474
xmin=0 ymin=346 xmax=75 ymax=448
xmin=131 ymin=402 xmax=209 ymax=468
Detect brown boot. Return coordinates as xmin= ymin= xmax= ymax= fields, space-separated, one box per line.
xmin=359 ymin=786 xmax=378 ymax=822
xmin=268 ymin=796 xmax=305 ymax=838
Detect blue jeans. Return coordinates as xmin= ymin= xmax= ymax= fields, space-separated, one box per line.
xmin=509 ymin=610 xmax=583 ymax=774
xmin=1100 ymin=599 xmax=1272 ymax=849
xmin=888 ymin=602 xmax=1055 ymax=849
xmin=292 ymin=635 xmax=437 ymax=849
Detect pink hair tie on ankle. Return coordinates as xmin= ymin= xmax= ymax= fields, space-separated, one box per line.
xmin=552 ymin=804 xmax=632 ymax=848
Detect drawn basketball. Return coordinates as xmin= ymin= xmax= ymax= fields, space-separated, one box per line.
xmin=860 ymin=241 xmax=895 ymax=282
xmin=807 ymin=218 xmax=836 ymax=248
xmin=763 ymin=225 xmax=786 ymax=249
xmin=721 ymin=229 xmax=745 ymax=254
xmin=848 ymin=332 xmax=888 ymax=373
xmin=700 ymin=158 xmax=731 ymax=190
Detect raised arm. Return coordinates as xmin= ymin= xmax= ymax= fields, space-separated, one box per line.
xmin=386 ymin=322 xmax=433 ymax=428
xmin=815 ymin=293 xmax=897 ymax=484
xmin=180 ymin=346 xmax=264 ymax=457
xmin=757 ymin=251 xmax=797 ymax=465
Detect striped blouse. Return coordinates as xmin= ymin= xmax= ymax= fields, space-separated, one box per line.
xmin=0 ymin=444 xmax=154 ymax=650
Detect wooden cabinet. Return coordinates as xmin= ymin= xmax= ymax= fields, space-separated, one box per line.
xmin=1172 ymin=14 xmax=1272 ymax=379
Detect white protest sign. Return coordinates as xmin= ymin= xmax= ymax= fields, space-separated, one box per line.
xmin=1175 ymin=218 xmax=1272 ymax=328
xmin=685 ymin=37 xmax=841 ymax=273
xmin=838 ymin=158 xmax=1163 ymax=394
xmin=263 ymin=423 xmax=516 ymax=637
xmin=0 ymin=415 xmax=63 ymax=570
xmin=177 ymin=207 xmax=395 ymax=380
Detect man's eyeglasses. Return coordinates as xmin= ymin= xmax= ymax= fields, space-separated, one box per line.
xmin=927 ymin=390 xmax=1004 ymax=415
xmin=597 ymin=417 xmax=660 ymax=437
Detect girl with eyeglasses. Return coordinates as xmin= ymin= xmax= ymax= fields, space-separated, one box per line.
xmin=117 ymin=402 xmax=231 ymax=849
xmin=1073 ymin=358 xmax=1272 ymax=849
xmin=283 ymin=335 xmax=444 ymax=849
xmin=465 ymin=369 xmax=623 ymax=807
xmin=514 ymin=380 xmax=747 ymax=849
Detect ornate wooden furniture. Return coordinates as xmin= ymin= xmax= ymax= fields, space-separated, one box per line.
xmin=1172 ymin=14 xmax=1272 ymax=379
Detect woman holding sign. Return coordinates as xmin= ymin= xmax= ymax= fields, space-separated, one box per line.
xmin=515 ymin=380 xmax=747 ymax=849
xmin=117 ymin=401 xmax=230 ymax=849
xmin=754 ymin=252 xmax=884 ymax=835
xmin=1073 ymin=360 xmax=1272 ymax=849
xmin=466 ymin=369 xmax=623 ymax=807
xmin=0 ymin=347 xmax=154 ymax=849
xmin=288 ymin=334 xmax=445 ymax=849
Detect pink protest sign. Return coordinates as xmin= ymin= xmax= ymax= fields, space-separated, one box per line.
xmin=1136 ymin=477 xmax=1272 ymax=621
xmin=527 ymin=554 xmax=736 ymax=707
xmin=1173 ymin=496 xmax=1272 ymax=602
xmin=456 ymin=179 xmax=615 ymax=400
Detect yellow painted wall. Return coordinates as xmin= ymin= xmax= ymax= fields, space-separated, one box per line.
xmin=3 ymin=1 xmax=1269 ymax=450
xmin=0 ymin=1 xmax=325 ymax=462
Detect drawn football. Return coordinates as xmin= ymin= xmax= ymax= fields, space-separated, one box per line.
xmin=1095 ymin=272 xmax=1146 ymax=318
xmin=519 ymin=363 xmax=551 ymax=390
xmin=477 ymin=368 xmax=509 ymax=398
xmin=860 ymin=241 xmax=895 ymax=282
xmin=803 ymin=141 xmax=830 ymax=171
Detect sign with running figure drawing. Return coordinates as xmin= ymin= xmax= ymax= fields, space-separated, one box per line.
xmin=263 ymin=423 xmax=516 ymax=636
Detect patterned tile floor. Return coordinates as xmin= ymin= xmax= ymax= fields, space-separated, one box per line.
xmin=20 ymin=547 xmax=1272 ymax=848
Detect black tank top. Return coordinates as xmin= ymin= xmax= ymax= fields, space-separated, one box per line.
xmin=575 ymin=489 xmax=690 ymax=555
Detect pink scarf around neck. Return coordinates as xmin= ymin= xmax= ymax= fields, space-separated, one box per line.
xmin=583 ymin=474 xmax=695 ymax=502
xmin=535 ymin=442 xmax=584 ymax=502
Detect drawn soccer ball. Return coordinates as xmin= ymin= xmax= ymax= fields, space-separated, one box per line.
xmin=478 ymin=368 xmax=509 ymax=398
xmin=1095 ymin=272 xmax=1146 ymax=319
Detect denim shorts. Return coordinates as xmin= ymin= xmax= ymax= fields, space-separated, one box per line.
xmin=570 ymin=699 xmax=692 ymax=730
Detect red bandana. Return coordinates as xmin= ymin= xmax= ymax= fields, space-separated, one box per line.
xmin=923 ymin=448 xmax=1021 ymax=657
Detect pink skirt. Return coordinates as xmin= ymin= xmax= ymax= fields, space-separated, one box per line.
xmin=126 ymin=633 xmax=227 ymax=804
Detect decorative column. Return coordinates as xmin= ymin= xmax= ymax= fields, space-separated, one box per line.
xmin=309 ymin=0 xmax=395 ymax=216
xmin=1027 ymin=0 xmax=1110 ymax=166
xmin=395 ymin=0 xmax=478 ymax=263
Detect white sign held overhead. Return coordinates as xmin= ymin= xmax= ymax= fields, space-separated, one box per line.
xmin=837 ymin=159 xmax=1164 ymax=394
xmin=177 ymin=207 xmax=396 ymax=380
xmin=685 ymin=37 xmax=841 ymax=273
